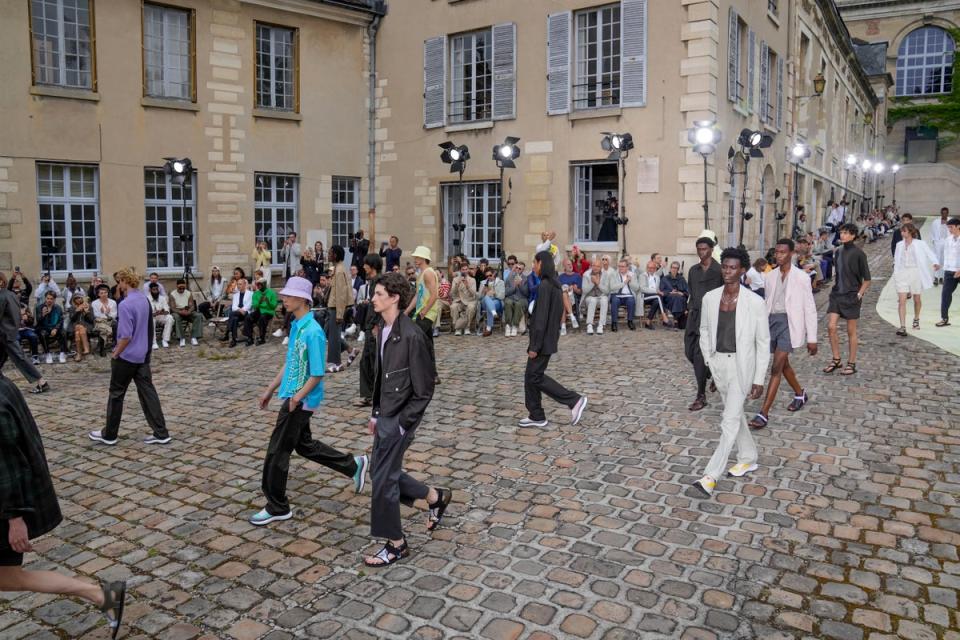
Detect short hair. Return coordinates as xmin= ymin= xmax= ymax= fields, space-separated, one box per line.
xmin=44 ymin=290 xmax=56 ymax=299
xmin=839 ymin=222 xmax=859 ymax=236
xmin=115 ymin=267 xmax=141 ymax=289
xmin=776 ymin=238 xmax=795 ymax=251
xmin=373 ymin=271 xmax=412 ymax=309
xmin=650 ymin=253 xmax=659 ymax=260
xmin=901 ymin=222 xmax=918 ymax=238
xmin=720 ymin=247 xmax=750 ymax=269
xmin=363 ymin=253 xmax=383 ymax=273
xmin=479 ymin=258 xmax=489 ymax=265
xmin=901 ymin=213 xmax=913 ymax=221
xmin=96 ymin=284 xmax=110 ymax=294
xmin=947 ymin=217 xmax=960 ymax=227
xmin=507 ymin=254 xmax=518 ymax=262
xmin=330 ymin=245 xmax=345 ymax=263
xmin=484 ymin=268 xmax=495 ymax=277
xmin=149 ymin=272 xmax=159 ymax=278
xmin=646 ymin=260 xmax=658 ymax=270
xmin=149 ymin=282 xmax=159 ymax=289
xmin=941 ymin=207 xmax=950 ymax=213
xmin=176 ymin=278 xmax=186 ymax=285
xmin=695 ymin=236 xmax=716 ymax=248
xmin=670 ymin=261 xmax=681 ymax=269
xmin=753 ymin=258 xmax=767 ymax=270
xmin=288 ymin=231 xmax=298 ymax=237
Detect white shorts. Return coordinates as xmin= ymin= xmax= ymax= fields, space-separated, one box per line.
xmin=894 ymin=266 xmax=923 ymax=295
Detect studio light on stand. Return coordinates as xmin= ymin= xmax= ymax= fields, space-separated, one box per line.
xmin=688 ymin=121 xmax=721 ymax=232
xmin=162 ymin=157 xmax=203 ymax=300
xmin=891 ymin=163 xmax=900 ymax=208
xmin=789 ymin=142 xmax=811 ymax=239
xmin=873 ymin=162 xmax=885 ymax=210
xmin=731 ymin=128 xmax=774 ymax=249
xmin=440 ymin=142 xmax=470 ymax=256
xmin=843 ymin=154 xmax=857 ymax=222
xmin=492 ymin=137 xmax=520 ymax=277
xmin=601 ymin=133 xmax=635 ymax=256
xmin=860 ymin=158 xmax=872 ymax=215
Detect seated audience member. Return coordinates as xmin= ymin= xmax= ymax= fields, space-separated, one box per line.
xmin=90 ymin=284 xmax=117 ymax=355
xmin=450 ymin=262 xmax=478 ymax=336
xmin=64 ymin=294 xmax=94 ymax=362
xmin=473 ymin=258 xmax=490 ymax=291
xmin=503 ymin=260 xmax=525 ymax=337
xmin=795 ymin=238 xmax=823 ymax=292
xmin=86 ymin=275 xmax=105 ymax=302
xmin=35 ymin=291 xmax=65 ymax=364
xmin=221 ymin=277 xmax=252 ymax=347
xmin=639 ymin=260 xmax=669 ymax=329
xmin=147 ymin=282 xmax=174 ymax=349
xmin=244 ymin=278 xmax=278 ymax=345
xmin=434 ymin=266 xmax=451 ymax=335
xmin=608 ymin=259 xmax=640 ymax=331
xmin=659 ymin=261 xmax=689 ymax=330
xmin=18 ymin=304 xmax=40 ymax=365
xmin=651 ymin=253 xmax=669 ymax=277
xmin=813 ymin=229 xmax=835 ymax=282
xmin=61 ymin=274 xmax=86 ymax=307
xmin=478 ymin=268 xmax=505 ymax=337
xmin=570 ymin=246 xmax=591 ymax=275
xmin=34 ymin=273 xmax=60 ymax=306
xmin=199 ymin=266 xmax=226 ymax=319
xmin=581 ymin=260 xmax=611 ymax=335
xmin=169 ymin=279 xmax=203 ymax=347
xmin=558 ymin=259 xmax=582 ymax=335
xmin=141 ymin=272 xmax=166 ymax=297
xmin=224 ymin=267 xmax=246 ymax=299
xmin=746 ymin=258 xmax=767 ymax=298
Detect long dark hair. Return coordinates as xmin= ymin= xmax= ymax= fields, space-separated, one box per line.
xmin=535 ymin=251 xmax=559 ymax=288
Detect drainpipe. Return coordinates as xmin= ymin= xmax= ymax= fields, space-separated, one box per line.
xmin=366 ymin=9 xmax=384 ymax=244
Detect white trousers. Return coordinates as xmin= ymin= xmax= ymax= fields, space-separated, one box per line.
xmin=703 ymin=352 xmax=758 ymax=481
xmin=154 ymin=315 xmax=174 ymax=343
xmin=584 ymin=296 xmax=609 ymax=327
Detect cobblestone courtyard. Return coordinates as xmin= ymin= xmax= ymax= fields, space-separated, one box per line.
xmin=2 ymin=244 xmax=959 ymax=640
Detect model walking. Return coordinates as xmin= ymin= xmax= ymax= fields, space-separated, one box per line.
xmin=823 ymin=223 xmax=871 ymax=376
xmin=685 ymin=237 xmax=724 ymax=411
xmin=892 ymin=222 xmax=939 ymax=336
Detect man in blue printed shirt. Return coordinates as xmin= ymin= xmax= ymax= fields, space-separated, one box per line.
xmin=249 ymin=276 xmax=369 ymax=526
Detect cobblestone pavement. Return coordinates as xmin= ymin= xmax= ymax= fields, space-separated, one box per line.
xmin=2 ymin=241 xmax=959 ymax=640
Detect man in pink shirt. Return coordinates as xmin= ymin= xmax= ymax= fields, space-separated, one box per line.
xmin=749 ymin=238 xmax=818 ymax=430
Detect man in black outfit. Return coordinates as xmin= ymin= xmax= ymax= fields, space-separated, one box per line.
xmin=685 ymin=237 xmax=724 ymax=411
xmin=354 ymin=254 xmax=382 ymax=407
xmin=519 ymin=251 xmax=588 ymax=429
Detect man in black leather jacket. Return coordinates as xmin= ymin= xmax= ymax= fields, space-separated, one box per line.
xmin=363 ymin=272 xmax=451 ymax=568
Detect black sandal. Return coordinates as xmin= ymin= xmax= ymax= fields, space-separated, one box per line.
xmin=30 ymin=382 xmax=50 ymax=394
xmin=896 ymin=327 xmax=907 ymax=337
xmin=100 ymin=580 xmax=126 ymax=640
xmin=426 ymin=487 xmax=452 ymax=532
xmin=748 ymin=413 xmax=768 ymax=430
xmin=823 ymin=358 xmax=842 ymax=373
xmin=912 ymin=318 xmax=919 ymax=329
xmin=841 ymin=362 xmax=857 ymax=376
xmin=363 ymin=539 xmax=409 ymax=567
xmin=787 ymin=390 xmax=808 ymax=412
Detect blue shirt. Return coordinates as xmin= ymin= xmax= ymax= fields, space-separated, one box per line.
xmin=277 ymin=312 xmax=326 ymax=410
xmin=558 ymin=273 xmax=581 ymax=289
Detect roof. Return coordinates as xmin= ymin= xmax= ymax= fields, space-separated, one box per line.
xmin=853 ymin=41 xmax=889 ymax=76
xmin=313 ymin=0 xmax=386 ymax=14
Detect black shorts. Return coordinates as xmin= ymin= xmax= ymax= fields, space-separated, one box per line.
xmin=828 ymin=291 xmax=862 ymax=320
xmin=0 ymin=548 xmax=24 ymax=566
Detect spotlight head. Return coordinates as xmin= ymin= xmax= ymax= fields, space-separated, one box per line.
xmin=737 ymin=128 xmax=763 ymax=148
xmin=163 ymin=157 xmax=193 ymax=186
xmin=873 ymin=162 xmax=884 ymax=174
xmin=891 ymin=164 xmax=900 ymax=173
xmin=499 ymin=145 xmax=513 ymax=159
xmin=790 ymin=143 xmax=808 ymax=159
xmin=492 ymin=136 xmax=521 ymax=168
xmin=601 ymin=132 xmax=634 ymax=158
xmin=743 ymin=212 xmax=754 ymax=221
xmin=687 ymin=121 xmax=720 ymax=155
xmin=439 ymin=142 xmax=470 ymax=173
xmin=861 ymin=159 xmax=872 ymax=171
xmin=845 ymin=154 xmax=858 ymax=168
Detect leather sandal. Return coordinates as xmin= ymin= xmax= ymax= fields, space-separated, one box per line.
xmin=427 ymin=488 xmax=452 ymax=532
xmin=787 ymin=390 xmax=808 ymax=412
xmin=363 ymin=539 xmax=409 ymax=567
xmin=688 ymin=396 xmax=707 ymax=411
xmin=840 ymin=362 xmax=857 ymax=376
xmin=99 ymin=581 xmax=126 ymax=640
xmin=748 ymin=413 xmax=768 ymax=430
xmin=823 ymin=358 xmax=842 ymax=373
xmin=935 ymin=319 xmax=950 ymax=327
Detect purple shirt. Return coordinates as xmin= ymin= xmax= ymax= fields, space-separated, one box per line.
xmin=117 ymin=288 xmax=151 ymax=364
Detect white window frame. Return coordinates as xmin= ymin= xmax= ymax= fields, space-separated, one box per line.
xmin=332 ymin=177 xmax=361 ymax=250
xmin=896 ymin=26 xmax=955 ymax=97
xmin=573 ymin=4 xmax=621 ymax=110
xmin=36 ymin=163 xmax=100 ymax=275
xmin=254 ymin=173 xmax=299 ymax=267
xmin=572 ymin=162 xmax=620 ymax=245
xmin=443 ymin=181 xmax=501 ymax=262
xmin=144 ymin=168 xmax=197 ymax=272
xmin=255 ymin=22 xmax=297 ymax=111
xmin=764 ymin=47 xmax=778 ymax=124
xmin=30 ymin=0 xmax=96 ymax=89
xmin=449 ymin=29 xmax=493 ymax=124
xmin=143 ymin=2 xmax=194 ymax=101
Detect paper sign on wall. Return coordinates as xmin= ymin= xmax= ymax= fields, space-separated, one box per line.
xmin=636 ymin=156 xmax=659 ymax=193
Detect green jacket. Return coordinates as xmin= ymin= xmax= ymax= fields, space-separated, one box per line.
xmin=252 ymin=287 xmax=278 ymax=316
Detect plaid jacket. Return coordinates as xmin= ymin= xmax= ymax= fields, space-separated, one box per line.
xmin=0 ymin=376 xmax=62 ymax=548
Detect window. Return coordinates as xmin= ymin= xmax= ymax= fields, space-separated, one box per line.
xmin=144 ymin=169 xmax=196 ymax=270
xmin=727 ymin=9 xmax=747 ymax=104
xmin=30 ymin=0 xmax=95 ymax=89
xmin=255 ymin=23 xmax=297 ymax=111
xmin=254 ymin=174 xmax=298 ymax=266
xmin=572 ymin=163 xmax=619 ymax=243
xmin=443 ymin=182 xmax=501 ymax=261
xmin=36 ymin=163 xmax=99 ymax=273
xmin=143 ymin=3 xmax=193 ymax=101
xmin=896 ymin=26 xmax=955 ymax=96
xmin=449 ymin=29 xmax=492 ymax=123
xmin=332 ymin=177 xmax=360 ymax=249
xmin=759 ymin=42 xmax=782 ymax=126
xmin=574 ymin=4 xmax=621 ymax=110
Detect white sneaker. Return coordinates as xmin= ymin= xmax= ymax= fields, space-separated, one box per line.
xmin=454 ymin=329 xmax=463 ymax=336
xmin=179 ymin=339 xmax=186 ymax=347
xmin=357 ymin=331 xmax=365 ymax=343
xmin=152 ymin=342 xmax=159 ymax=351
xmin=88 ymin=430 xmax=118 ymax=446
xmin=586 ymin=324 xmax=594 ymax=335
xmin=58 ymin=352 xmax=66 ymax=364
xmin=45 ymin=353 xmax=53 ymax=365
xmin=518 ymin=417 xmax=548 ymax=428
xmin=560 ymin=325 xmax=567 ymax=336
xmin=208 ymin=321 xmax=216 ymax=327
xmin=512 ymin=326 xmax=519 ymax=337
xmin=692 ymin=475 xmax=716 ymax=497
xmin=570 ymin=314 xmax=579 ymax=329
xmin=571 ymin=396 xmax=588 ymax=425
xmin=282 ymin=336 xmax=289 ymax=345
xmin=492 ymin=310 xmax=499 ymax=319
xmin=596 ymin=325 xmax=604 ymax=335
xmin=31 ymin=355 xmax=40 ymax=365
xmin=727 ymin=463 xmax=758 ymax=478
xmin=504 ymin=325 xmax=511 ymax=336
xmin=345 ymin=324 xmax=358 ymax=336
xmin=272 ymin=329 xmax=284 ymax=338
xmin=144 ymin=435 xmax=172 ymax=445
xmin=191 ymin=338 xmax=198 ymax=346
xmin=162 ymin=340 xmax=169 ymax=348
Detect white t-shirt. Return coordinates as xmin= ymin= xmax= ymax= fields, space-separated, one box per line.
xmin=745 ymin=267 xmax=764 ymax=291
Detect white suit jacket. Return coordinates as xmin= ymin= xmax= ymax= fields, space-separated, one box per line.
xmin=894 ymin=239 xmax=939 ymax=290
xmin=762 ymin=265 xmax=817 ymax=348
xmin=699 ymin=285 xmax=770 ymax=391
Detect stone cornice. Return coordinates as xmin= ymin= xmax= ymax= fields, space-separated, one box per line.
xmin=837 ymin=0 xmax=960 ymax=20
xmin=239 ymin=0 xmax=376 ymax=26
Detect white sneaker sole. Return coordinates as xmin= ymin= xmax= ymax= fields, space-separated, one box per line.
xmin=518 ymin=419 xmax=548 ymax=428
xmin=571 ymin=396 xmax=588 ymax=426
xmin=144 ymin=437 xmax=172 ymax=445
xmin=249 ymin=511 xmax=293 ymax=526
xmin=88 ymin=433 xmax=118 ymax=446
xmin=727 ymin=463 xmax=759 ymax=478
xmin=354 ymin=455 xmax=369 ymax=494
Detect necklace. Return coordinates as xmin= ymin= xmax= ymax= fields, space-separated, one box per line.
xmin=721 ymin=290 xmax=739 ymax=305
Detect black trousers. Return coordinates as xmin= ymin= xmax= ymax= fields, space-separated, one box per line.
xmin=227 ymin=310 xmax=246 ymax=341
xmin=359 ymin=330 xmax=377 ymax=400
xmin=370 ymin=414 xmax=429 ymax=540
xmin=243 ymin=311 xmax=273 ymax=340
xmin=325 ymin=311 xmax=348 ymax=365
xmin=524 ymin=353 xmax=581 ymax=422
xmin=1 ymin=333 xmax=42 ymax=383
xmin=414 ymin=316 xmax=438 ymax=381
xmin=261 ymin=398 xmax=357 ymax=515
xmin=104 ymin=358 xmax=168 ymax=441
xmin=683 ymin=308 xmax=712 ymax=396
xmin=38 ymin=328 xmax=65 ymax=353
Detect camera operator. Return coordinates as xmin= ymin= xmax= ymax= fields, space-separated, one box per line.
xmin=349 ymin=230 xmax=370 ymax=271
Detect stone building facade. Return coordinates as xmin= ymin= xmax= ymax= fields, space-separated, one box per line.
xmin=838 ymin=0 xmax=960 ymax=215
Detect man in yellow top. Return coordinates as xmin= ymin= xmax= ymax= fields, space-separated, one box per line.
xmin=404 ymin=246 xmax=440 ymax=385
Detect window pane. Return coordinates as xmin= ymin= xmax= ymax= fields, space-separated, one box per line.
xmin=255 ymin=173 xmax=300 ymax=262
xmin=37 ymin=163 xmax=99 ymax=272
xmin=896 ymin=27 xmax=955 ymax=96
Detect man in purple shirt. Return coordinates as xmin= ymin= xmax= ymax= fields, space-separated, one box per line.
xmin=89 ymin=268 xmax=170 ymax=446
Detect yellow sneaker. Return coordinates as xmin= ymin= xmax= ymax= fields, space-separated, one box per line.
xmin=692 ymin=475 xmax=716 ymax=497
xmin=727 ymin=463 xmax=758 ymax=478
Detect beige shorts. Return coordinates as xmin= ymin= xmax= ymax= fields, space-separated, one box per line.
xmin=894 ymin=266 xmax=923 ymax=295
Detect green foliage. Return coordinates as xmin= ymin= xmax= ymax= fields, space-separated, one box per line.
xmin=887 ymin=28 xmax=960 ymax=146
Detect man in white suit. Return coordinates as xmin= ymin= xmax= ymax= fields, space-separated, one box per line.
xmin=692 ymin=247 xmax=770 ymax=498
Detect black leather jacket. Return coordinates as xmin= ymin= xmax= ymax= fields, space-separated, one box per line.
xmin=372 ymin=313 xmax=435 ymax=428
